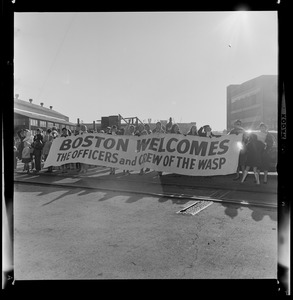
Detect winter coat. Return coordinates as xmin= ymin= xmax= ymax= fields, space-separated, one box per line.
xmin=245 ymin=135 xmax=265 ymax=168
xmin=260 ymin=132 xmax=274 ymax=171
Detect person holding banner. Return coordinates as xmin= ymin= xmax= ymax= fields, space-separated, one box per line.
xmin=144 ymin=123 xmax=152 ymax=135
xmin=43 ymin=128 xmax=53 ymax=172
xmin=152 ymin=121 xmax=165 ymax=134
xmin=170 ymin=123 xmax=182 ymax=134
xmin=198 ymin=125 xmax=221 ymax=138
xmin=187 ymin=124 xmax=198 ymax=136
xmin=135 ymin=123 xmax=145 ymax=136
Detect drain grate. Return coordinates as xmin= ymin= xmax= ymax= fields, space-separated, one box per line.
xmin=177 ymin=200 xmax=213 ymax=215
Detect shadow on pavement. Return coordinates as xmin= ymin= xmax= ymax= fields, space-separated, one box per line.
xmin=220 ymin=201 xmax=277 ymax=221
xmin=249 ymin=207 xmax=277 ymax=222
xmin=221 ymin=202 xmax=243 ymax=219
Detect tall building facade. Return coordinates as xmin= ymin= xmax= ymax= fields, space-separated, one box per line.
xmin=227 ymin=75 xmax=277 ymax=131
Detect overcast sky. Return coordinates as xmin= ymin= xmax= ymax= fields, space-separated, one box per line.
xmin=14 ymin=11 xmax=277 ymax=130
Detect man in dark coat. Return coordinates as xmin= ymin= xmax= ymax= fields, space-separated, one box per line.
xmin=32 ymin=128 xmax=44 ymax=173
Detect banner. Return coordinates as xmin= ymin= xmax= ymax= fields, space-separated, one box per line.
xmin=44 ymin=133 xmax=243 ymax=176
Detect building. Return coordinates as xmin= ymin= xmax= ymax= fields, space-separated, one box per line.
xmin=226 ymin=75 xmax=277 ymax=131
xmin=14 ymin=95 xmax=76 ymax=136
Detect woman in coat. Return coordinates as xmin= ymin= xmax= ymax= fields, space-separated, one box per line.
xmin=241 ymin=133 xmax=265 ymax=185
xmin=257 ymin=123 xmax=274 ymax=184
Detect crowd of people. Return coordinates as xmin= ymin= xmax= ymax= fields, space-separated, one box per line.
xmin=14 ymin=125 xmax=87 ymax=174
xmin=14 ymin=118 xmax=275 ymax=184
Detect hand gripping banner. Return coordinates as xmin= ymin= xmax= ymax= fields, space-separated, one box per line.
xmin=44 ymin=133 xmax=243 ymax=176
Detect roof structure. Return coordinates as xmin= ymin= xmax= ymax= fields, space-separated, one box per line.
xmin=14 ymin=96 xmax=75 ymax=125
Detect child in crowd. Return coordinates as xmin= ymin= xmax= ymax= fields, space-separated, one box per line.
xmin=22 ymin=141 xmax=32 ymax=174
xmin=23 ymin=129 xmax=35 ymax=171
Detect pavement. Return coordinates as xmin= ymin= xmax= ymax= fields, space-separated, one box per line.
xmin=13 ymin=162 xmax=278 ymax=283
xmin=13 ymin=182 xmax=278 ymax=282
xmin=13 ymin=161 xmax=278 ymax=208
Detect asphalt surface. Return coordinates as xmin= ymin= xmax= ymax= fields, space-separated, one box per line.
xmin=12 ymin=162 xmax=278 ymax=282
xmin=13 ymin=182 xmax=277 ymax=281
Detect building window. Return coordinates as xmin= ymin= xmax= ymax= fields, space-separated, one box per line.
xmin=54 ymin=123 xmax=60 ymax=129
xmin=47 ymin=122 xmax=54 ymax=128
xmin=40 ymin=120 xmax=47 ymax=128
xmin=30 ymin=119 xmax=38 ymax=126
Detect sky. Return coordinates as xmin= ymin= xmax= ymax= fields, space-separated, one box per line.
xmin=14 ymin=11 xmax=278 ymax=130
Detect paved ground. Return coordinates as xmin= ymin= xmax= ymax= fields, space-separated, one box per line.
xmin=12 ymin=161 xmax=278 ymax=282
xmin=14 ymin=183 xmax=277 ymax=280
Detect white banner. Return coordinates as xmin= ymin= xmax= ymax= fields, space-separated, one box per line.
xmin=44 ymin=133 xmax=242 ymax=176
